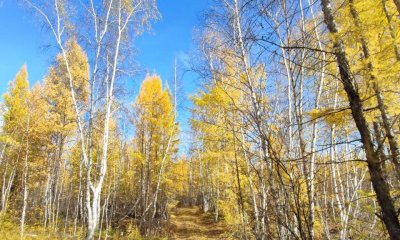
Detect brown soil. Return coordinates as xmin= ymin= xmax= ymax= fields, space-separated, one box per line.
xmin=166 ymin=206 xmax=228 ymax=240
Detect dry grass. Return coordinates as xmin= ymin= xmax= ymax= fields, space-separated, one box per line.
xmin=165 ymin=205 xmax=229 ymax=240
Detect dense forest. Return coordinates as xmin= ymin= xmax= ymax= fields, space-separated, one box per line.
xmin=1 ymin=0 xmax=400 ymax=239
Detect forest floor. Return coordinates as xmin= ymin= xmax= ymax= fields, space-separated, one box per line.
xmin=166 ymin=205 xmax=229 ymax=239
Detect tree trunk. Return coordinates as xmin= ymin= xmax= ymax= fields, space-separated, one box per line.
xmin=382 ymin=0 xmax=400 ymax=60
xmin=321 ymin=0 xmax=400 ymax=238
xmin=349 ymin=0 xmax=400 ymax=180
xmin=20 ymin=118 xmax=30 ymax=238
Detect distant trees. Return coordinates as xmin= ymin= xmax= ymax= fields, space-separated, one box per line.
xmin=132 ymin=75 xmax=179 ymax=234
xmin=0 ymin=67 xmax=178 ymax=238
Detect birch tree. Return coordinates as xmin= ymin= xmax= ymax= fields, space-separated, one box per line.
xmin=24 ymin=0 xmax=158 ymax=238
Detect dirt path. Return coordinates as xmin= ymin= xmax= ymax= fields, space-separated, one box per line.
xmin=167 ymin=205 xmax=228 ymax=239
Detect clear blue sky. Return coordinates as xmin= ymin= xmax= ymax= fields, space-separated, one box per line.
xmin=0 ymin=0 xmax=209 ymax=91
xmin=0 ymin=0 xmax=210 ymax=152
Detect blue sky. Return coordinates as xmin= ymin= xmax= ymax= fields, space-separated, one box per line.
xmin=0 ymin=0 xmax=209 ymax=92
xmin=0 ymin=0 xmax=210 ymax=152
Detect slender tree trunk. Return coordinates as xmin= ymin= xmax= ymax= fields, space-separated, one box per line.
xmin=330 ymin=126 xmax=347 ymax=240
xmin=215 ymin=155 xmax=220 ymax=222
xmin=152 ymin=124 xmax=175 ymax=220
xmin=241 ymin=127 xmax=262 ymax=239
xmin=382 ymin=0 xmax=400 ymax=60
xmin=0 ymin=145 xmax=6 ymax=167
xmin=1 ymin=165 xmax=16 ymax=213
xmin=74 ymin=157 xmax=84 ymax=235
xmin=20 ymin=117 xmax=30 ymax=238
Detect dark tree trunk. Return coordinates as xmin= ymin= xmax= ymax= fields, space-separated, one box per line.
xmin=321 ymin=0 xmax=400 ymax=239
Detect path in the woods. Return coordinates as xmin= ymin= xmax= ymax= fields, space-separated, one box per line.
xmin=167 ymin=205 xmax=228 ymax=239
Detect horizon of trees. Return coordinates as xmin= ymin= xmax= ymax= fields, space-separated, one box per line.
xmin=1 ymin=0 xmax=400 ymax=239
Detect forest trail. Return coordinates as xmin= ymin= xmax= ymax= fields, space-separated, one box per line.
xmin=167 ymin=205 xmax=228 ymax=239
